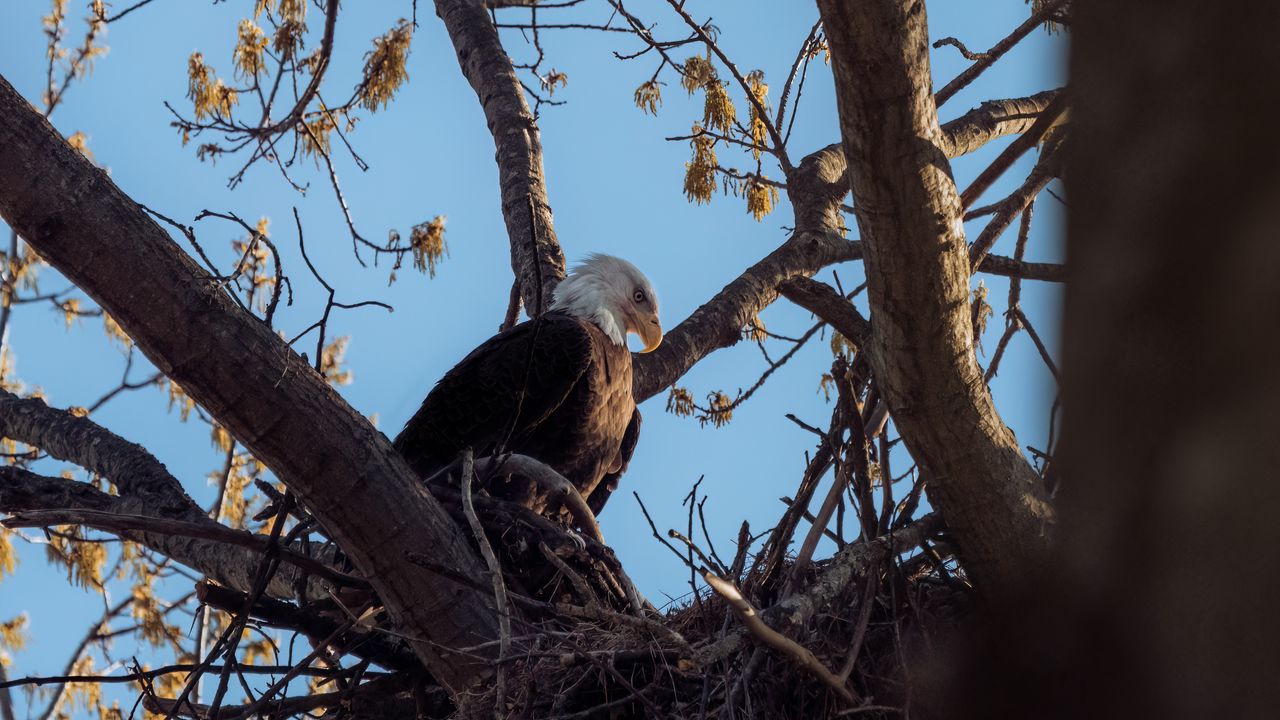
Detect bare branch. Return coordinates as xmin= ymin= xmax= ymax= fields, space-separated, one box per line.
xmin=703 ymin=572 xmax=854 ymax=703
xmin=934 ymin=0 xmax=1069 ymax=106
xmin=3 ymin=508 xmax=369 ymax=589
xmin=434 ymin=0 xmax=566 ymax=313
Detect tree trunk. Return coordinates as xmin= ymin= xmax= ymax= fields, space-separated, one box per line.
xmin=817 ymin=0 xmax=1054 ymax=598
xmin=949 ymin=2 xmax=1280 ymax=717
xmin=0 ymin=74 xmax=499 ymax=695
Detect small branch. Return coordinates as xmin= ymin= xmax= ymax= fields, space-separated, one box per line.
xmin=934 ymin=0 xmax=1070 ymax=106
xmin=959 ymin=93 xmax=1067 ymax=210
xmin=458 ymin=449 xmax=510 ymax=718
xmin=703 ymin=572 xmax=854 ymax=703
xmin=932 ymin=37 xmax=990 ymax=61
xmin=3 ymin=508 xmax=369 ymax=589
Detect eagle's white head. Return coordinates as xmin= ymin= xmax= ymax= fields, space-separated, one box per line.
xmin=551 ymin=253 xmax=662 ymax=353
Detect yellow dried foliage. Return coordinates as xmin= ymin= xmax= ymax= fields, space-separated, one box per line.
xmin=148 ymin=660 xmax=190 ymax=710
xmin=831 ymin=331 xmax=857 ymax=360
xmin=0 ymin=614 xmax=27 ymax=654
xmin=65 ymin=654 xmax=103 ymax=714
xmin=2 ymin=243 xmax=43 ymax=301
xmin=0 ymin=529 xmax=16 ymax=579
xmin=66 ymin=130 xmax=92 ymax=159
xmin=211 ymin=423 xmax=234 ymax=453
xmin=815 ymin=373 xmax=840 ymax=407
xmin=60 ymin=298 xmax=81 ymax=329
xmin=46 ymin=526 xmax=106 ymax=590
xmin=703 ymin=390 xmax=734 ymax=428
xmin=130 ymin=583 xmax=174 ymax=647
xmin=298 ymin=110 xmax=335 ymax=158
xmin=233 ymin=19 xmax=268 ymax=79
xmin=98 ymin=702 xmax=124 ymax=720
xmin=681 ymin=54 xmax=715 ymax=94
xmin=633 ymin=80 xmax=661 ymax=115
xmin=683 ymin=124 xmax=717 ymax=205
xmin=0 ymin=348 xmax=20 ymax=394
xmin=745 ymin=70 xmax=770 ymax=159
xmin=67 ymin=406 xmax=88 ymax=418
xmin=214 ymin=453 xmax=255 ymax=528
xmin=359 ymin=19 xmax=412 ymax=112
xmin=272 ymin=19 xmax=306 ymax=60
xmin=744 ymin=315 xmax=767 ymax=342
xmin=241 ymin=629 xmax=276 ymax=665
xmin=410 ymin=216 xmax=448 ymax=278
xmin=702 ymin=81 xmax=737 ymax=135
xmin=320 ymin=336 xmax=353 ymax=386
xmin=166 ymin=379 xmax=196 ymax=422
xmin=666 ymin=386 xmax=695 ymax=418
xmin=102 ymin=312 xmax=131 ymax=348
xmin=971 ymin=280 xmax=993 ymax=342
xmin=187 ymin=52 xmax=238 ymax=119
xmin=279 ymin=0 xmax=307 ymax=23
xmin=255 ymin=0 xmax=304 ymax=22
xmin=745 ymin=175 xmax=779 ymax=221
xmin=808 ymin=38 xmax=831 ymax=64
xmin=541 ymin=69 xmax=568 ymax=96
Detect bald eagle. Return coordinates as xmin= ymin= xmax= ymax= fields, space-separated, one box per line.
xmin=393 ymin=254 xmax=661 ymax=518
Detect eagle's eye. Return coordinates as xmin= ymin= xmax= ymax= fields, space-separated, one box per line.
xmin=633 ymin=289 xmax=646 ymax=304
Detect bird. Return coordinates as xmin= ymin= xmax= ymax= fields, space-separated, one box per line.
xmin=392 ymin=253 xmax=661 ymax=520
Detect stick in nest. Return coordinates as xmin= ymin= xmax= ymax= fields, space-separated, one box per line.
xmin=459 ymin=448 xmax=512 ymax=719
xmin=702 ymin=570 xmax=855 ymax=704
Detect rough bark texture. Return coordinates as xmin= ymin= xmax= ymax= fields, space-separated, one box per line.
xmin=956 ymin=2 xmax=1280 ymax=717
xmin=816 ymin=0 xmax=1053 ymax=597
xmin=434 ymin=0 xmax=566 ymax=314
xmin=0 ymin=74 xmax=498 ymax=693
xmin=0 ymin=390 xmax=330 ymax=598
xmin=938 ymin=89 xmax=1061 ymax=158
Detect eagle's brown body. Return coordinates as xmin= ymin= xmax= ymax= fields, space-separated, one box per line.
xmin=393 ymin=311 xmax=641 ymax=515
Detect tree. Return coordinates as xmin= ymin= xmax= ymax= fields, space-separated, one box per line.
xmin=0 ymin=1 xmax=1072 ymax=717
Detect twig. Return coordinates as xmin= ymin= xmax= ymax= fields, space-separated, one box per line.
xmin=2 ymin=509 xmax=368 ymax=588
xmin=703 ymin=572 xmax=854 ymax=703
xmin=459 ymin=448 xmax=511 ymax=718
xmin=934 ymin=0 xmax=1070 ymax=106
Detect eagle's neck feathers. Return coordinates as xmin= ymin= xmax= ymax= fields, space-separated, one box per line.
xmin=550 ymin=266 xmax=626 ymax=346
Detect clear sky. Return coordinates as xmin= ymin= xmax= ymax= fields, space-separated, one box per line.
xmin=0 ymin=1 xmax=1065 ymax=715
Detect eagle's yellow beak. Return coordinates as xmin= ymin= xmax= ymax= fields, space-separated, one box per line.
xmin=637 ymin=318 xmax=663 ymax=354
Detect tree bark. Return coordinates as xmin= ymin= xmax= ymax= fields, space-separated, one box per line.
xmin=816 ymin=0 xmax=1053 ymax=598
xmin=433 ymin=0 xmax=566 ymax=314
xmin=0 ymin=74 xmax=498 ymax=693
xmin=956 ymin=2 xmax=1280 ymax=717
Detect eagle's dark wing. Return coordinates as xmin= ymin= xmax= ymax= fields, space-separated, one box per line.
xmin=586 ymin=407 xmax=641 ymax=516
xmin=392 ymin=312 xmax=594 ymax=478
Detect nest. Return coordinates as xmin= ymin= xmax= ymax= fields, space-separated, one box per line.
xmin=418 ymin=470 xmax=967 ymax=719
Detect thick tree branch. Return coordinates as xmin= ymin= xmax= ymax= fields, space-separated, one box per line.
xmin=0 ymin=389 xmax=197 ymax=515
xmin=938 ymin=88 xmax=1062 ymax=158
xmin=0 ymin=466 xmax=328 ymax=598
xmin=433 ymin=0 xmax=566 ymax=314
xmin=816 ymin=0 xmax=1053 ymax=597
xmin=3 ymin=508 xmax=368 ymax=588
xmin=777 ymin=276 xmax=871 ymax=347
xmin=632 ymin=230 xmax=859 ymax=402
xmin=0 ymin=73 xmax=498 ymax=693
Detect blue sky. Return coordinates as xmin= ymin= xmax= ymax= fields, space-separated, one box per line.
xmin=0 ymin=1 xmax=1065 ymax=714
